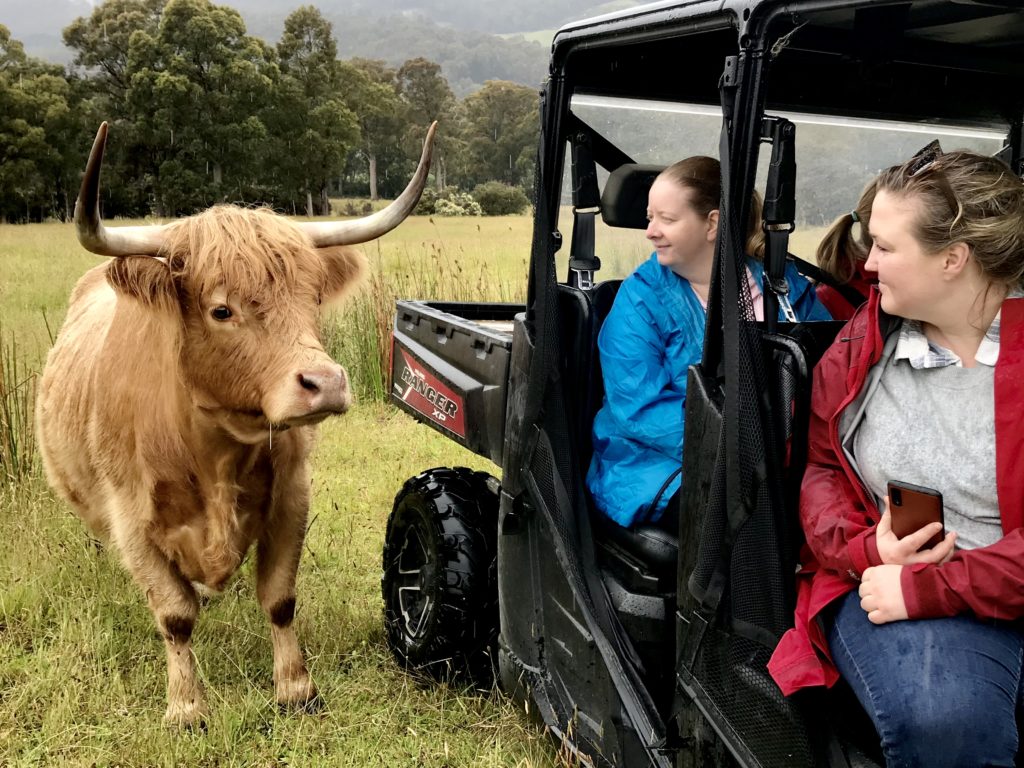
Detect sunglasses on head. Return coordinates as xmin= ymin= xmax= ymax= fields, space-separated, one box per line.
xmin=906 ymin=139 xmax=944 ymax=178
xmin=901 ymin=139 xmax=963 ymax=214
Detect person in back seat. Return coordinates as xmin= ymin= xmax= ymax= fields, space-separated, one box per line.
xmin=768 ymin=147 xmax=1024 ymax=767
xmin=586 ymin=156 xmax=830 ymax=529
xmin=815 ymin=178 xmax=879 ymax=320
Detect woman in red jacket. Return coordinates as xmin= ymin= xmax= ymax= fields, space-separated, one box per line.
xmin=814 ymin=178 xmax=878 ymax=320
xmin=768 ymin=146 xmax=1024 ymax=767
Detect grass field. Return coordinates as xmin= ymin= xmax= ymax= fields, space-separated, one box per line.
xmin=0 ymin=214 xmax=570 ymax=768
xmin=0 ymin=210 xmax=829 ymax=766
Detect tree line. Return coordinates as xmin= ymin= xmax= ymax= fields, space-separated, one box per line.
xmin=0 ymin=0 xmax=541 ymax=223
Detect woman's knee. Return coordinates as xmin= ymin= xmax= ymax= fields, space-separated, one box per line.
xmin=881 ymin=688 xmax=1018 ymax=767
xmin=828 ymin=601 xmax=1022 ymax=767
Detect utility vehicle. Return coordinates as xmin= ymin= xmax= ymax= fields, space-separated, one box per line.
xmin=381 ymin=1 xmax=1024 ymax=765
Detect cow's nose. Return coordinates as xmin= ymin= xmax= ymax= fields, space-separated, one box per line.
xmin=298 ymin=372 xmax=325 ymax=393
xmin=296 ymin=365 xmax=350 ymax=414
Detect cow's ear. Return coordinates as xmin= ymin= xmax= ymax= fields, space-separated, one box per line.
xmin=106 ymin=257 xmax=175 ymax=306
xmin=319 ymin=246 xmax=368 ymax=304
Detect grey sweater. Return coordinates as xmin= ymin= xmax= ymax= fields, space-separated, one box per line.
xmin=841 ymin=329 xmax=1002 ymax=551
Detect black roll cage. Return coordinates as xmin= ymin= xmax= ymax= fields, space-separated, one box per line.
xmin=515 ymin=1 xmax=1024 ymax=763
xmin=529 ymin=0 xmax=1024 ymax=351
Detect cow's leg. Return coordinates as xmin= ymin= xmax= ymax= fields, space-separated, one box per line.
xmin=256 ymin=479 xmax=318 ymax=710
xmin=114 ymin=521 xmax=207 ymax=726
xmin=155 ymin=583 xmax=206 ymax=728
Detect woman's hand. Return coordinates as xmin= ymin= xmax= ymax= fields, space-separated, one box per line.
xmin=875 ymin=499 xmax=957 ymax=565
xmin=859 ymin=564 xmax=908 ymax=624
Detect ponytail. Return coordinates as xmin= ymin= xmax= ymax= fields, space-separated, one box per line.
xmin=746 ymin=189 xmax=765 ymax=260
xmin=816 ymin=178 xmax=876 ymax=283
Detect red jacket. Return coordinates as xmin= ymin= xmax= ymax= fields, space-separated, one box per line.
xmin=814 ymin=263 xmax=877 ymax=321
xmin=768 ymin=290 xmax=1024 ymax=696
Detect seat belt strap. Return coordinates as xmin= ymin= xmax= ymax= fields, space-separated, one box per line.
xmin=761 ymin=116 xmax=798 ymax=329
xmin=569 ymin=134 xmax=601 ymax=289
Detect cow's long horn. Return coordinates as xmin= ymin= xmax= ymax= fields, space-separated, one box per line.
xmin=301 ymin=121 xmax=438 ymax=247
xmin=74 ymin=122 xmax=169 ymax=257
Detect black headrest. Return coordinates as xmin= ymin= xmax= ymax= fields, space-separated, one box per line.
xmin=600 ymin=163 xmax=664 ymax=229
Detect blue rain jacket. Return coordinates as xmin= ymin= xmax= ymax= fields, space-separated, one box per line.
xmin=586 ymin=254 xmax=832 ymax=527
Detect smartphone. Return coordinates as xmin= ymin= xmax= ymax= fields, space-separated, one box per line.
xmin=887 ymin=480 xmax=944 ymax=550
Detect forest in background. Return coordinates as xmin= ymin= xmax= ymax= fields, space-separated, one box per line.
xmin=0 ymin=0 xmax=543 ymax=222
xmin=3 ymin=0 xmax=1005 ymax=227
xmin=2 ymin=0 xmax=646 ymax=94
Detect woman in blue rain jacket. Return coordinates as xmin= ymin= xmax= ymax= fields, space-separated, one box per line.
xmin=587 ymin=157 xmax=830 ymax=528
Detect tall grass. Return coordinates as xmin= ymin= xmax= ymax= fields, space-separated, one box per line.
xmin=326 ymin=240 xmax=527 ymax=403
xmin=0 ymin=329 xmax=38 ymax=490
xmin=0 ymin=216 xmax=565 ymax=767
xmin=0 ymin=404 xmax=558 ymax=767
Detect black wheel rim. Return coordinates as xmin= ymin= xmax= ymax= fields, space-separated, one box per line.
xmin=394 ymin=519 xmax=434 ymax=640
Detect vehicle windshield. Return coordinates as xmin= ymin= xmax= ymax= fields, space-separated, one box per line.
xmin=567 ymin=94 xmax=1007 ymax=280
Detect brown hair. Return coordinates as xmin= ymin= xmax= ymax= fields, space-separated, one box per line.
xmin=875 ymin=150 xmax=1024 ymax=287
xmin=657 ymin=156 xmax=765 ymax=259
xmin=816 ymin=178 xmax=876 ymax=284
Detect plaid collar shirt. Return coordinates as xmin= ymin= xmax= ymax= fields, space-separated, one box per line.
xmin=894 ymin=288 xmax=1024 ymax=369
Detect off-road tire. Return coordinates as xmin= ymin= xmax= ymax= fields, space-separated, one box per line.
xmin=382 ymin=466 xmax=499 ymax=684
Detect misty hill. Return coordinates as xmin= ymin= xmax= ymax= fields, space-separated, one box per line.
xmin=2 ymin=0 xmax=645 ymax=93
xmin=216 ymin=0 xmax=639 ymax=34
xmin=249 ymin=10 xmax=549 ymax=95
xmin=0 ymin=0 xmax=94 ymax=61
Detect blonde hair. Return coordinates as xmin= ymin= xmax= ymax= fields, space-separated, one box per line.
xmin=816 ymin=178 xmax=876 ymax=284
xmin=658 ymin=156 xmax=766 ymax=259
xmin=876 ymin=150 xmax=1024 ymax=287
xmin=162 ymin=205 xmax=326 ymax=306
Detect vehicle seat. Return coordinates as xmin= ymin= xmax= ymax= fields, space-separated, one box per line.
xmin=580 ymin=278 xmax=620 ymax=464
xmin=594 ymin=517 xmax=678 ymax=582
xmin=555 ymin=272 xmax=679 ymax=594
xmin=589 ymin=165 xmax=683 ymax=590
xmin=590 ymin=278 xmax=680 ymax=586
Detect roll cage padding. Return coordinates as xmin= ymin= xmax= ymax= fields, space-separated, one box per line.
xmin=566 ymin=113 xmax=637 ymax=287
xmin=565 ymin=111 xmax=635 ymax=173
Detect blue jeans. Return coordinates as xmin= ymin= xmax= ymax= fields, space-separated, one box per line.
xmin=828 ymin=590 xmax=1024 ymax=768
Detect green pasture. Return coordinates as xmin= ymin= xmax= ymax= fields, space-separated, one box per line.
xmin=0 ymin=210 xmax=829 ymax=766
xmin=0 ymin=214 xmax=570 ymax=768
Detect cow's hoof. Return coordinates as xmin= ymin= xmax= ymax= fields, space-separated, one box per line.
xmin=277 ymin=693 xmax=323 ymax=715
xmin=276 ymin=677 xmax=320 ymax=713
xmin=164 ymin=699 xmax=210 ymax=731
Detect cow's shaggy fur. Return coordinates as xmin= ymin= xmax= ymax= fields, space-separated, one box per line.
xmin=37 ymin=206 xmax=366 ymax=726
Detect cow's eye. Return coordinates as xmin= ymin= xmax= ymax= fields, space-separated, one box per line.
xmin=211 ymin=306 xmax=233 ymax=321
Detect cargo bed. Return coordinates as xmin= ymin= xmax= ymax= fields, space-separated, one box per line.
xmin=389 ymin=300 xmax=523 ymax=465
